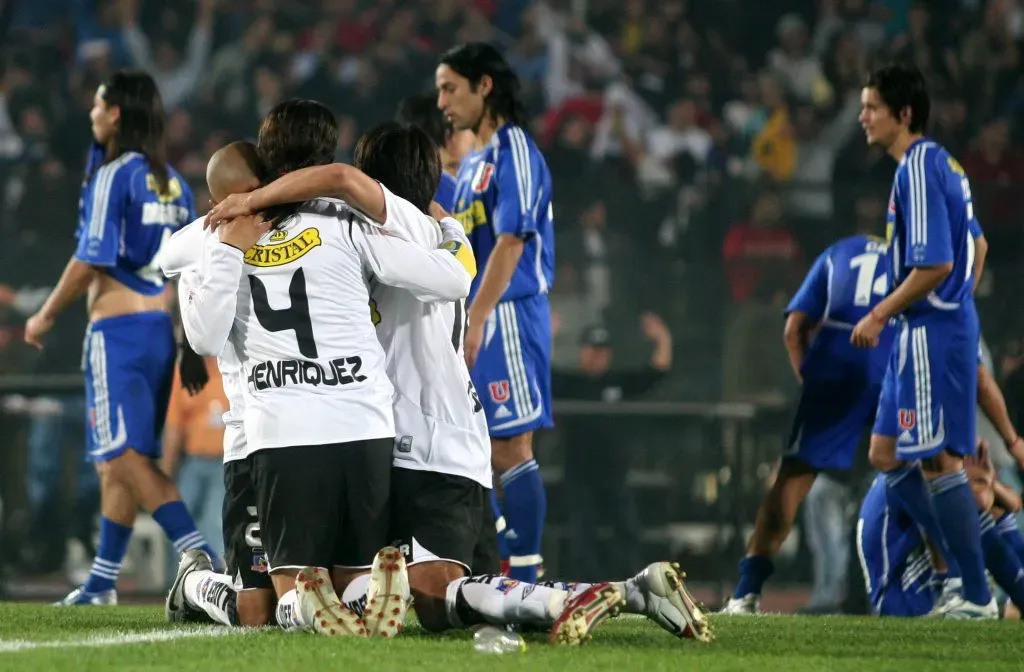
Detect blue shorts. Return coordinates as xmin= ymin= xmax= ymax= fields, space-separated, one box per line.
xmin=857 ymin=476 xmax=936 ymax=617
xmin=470 ymin=294 xmax=554 ymax=439
xmin=83 ymin=312 xmax=176 ymax=462
xmin=784 ymin=379 xmax=879 ymax=471
xmin=872 ymin=310 xmax=978 ymax=460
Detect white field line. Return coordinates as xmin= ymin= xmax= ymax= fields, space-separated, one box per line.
xmin=0 ymin=625 xmax=254 ymax=653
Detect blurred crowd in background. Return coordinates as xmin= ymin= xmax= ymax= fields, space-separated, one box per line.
xmin=0 ymin=0 xmax=1023 ymax=606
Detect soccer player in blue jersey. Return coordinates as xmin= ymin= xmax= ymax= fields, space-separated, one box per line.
xmin=722 ymin=228 xmax=893 ymax=613
xmin=395 ymin=93 xmax=474 ymax=212
xmin=852 ymin=63 xmax=996 ymax=618
xmin=858 ymin=440 xmax=1024 ymax=618
xmin=23 ymin=71 xmax=217 ymax=605
xmin=436 ymin=43 xmax=555 ymax=582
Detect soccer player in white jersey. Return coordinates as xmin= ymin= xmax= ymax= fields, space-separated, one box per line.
xmin=207 ymin=122 xmax=712 ymax=644
xmin=190 ymin=100 xmax=476 ymax=636
xmin=160 ymin=142 xmax=274 ymax=629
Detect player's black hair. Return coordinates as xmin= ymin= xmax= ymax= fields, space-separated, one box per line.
xmin=100 ymin=70 xmax=169 ymax=193
xmin=866 ymin=63 xmax=930 ymax=133
xmin=439 ymin=42 xmax=527 ymax=127
xmin=257 ymin=99 xmax=338 ymax=176
xmin=395 ymin=93 xmax=451 ymax=150
xmin=354 ymin=122 xmax=441 ymax=214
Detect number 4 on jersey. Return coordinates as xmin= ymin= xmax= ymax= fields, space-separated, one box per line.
xmin=250 ymin=269 xmax=319 ymax=359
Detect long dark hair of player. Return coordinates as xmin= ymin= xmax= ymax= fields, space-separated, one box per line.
xmin=257 ymin=99 xmax=338 ymax=176
xmin=866 ymin=63 xmax=930 ymax=134
xmin=439 ymin=42 xmax=527 ymax=128
xmin=354 ymin=122 xmax=441 ymax=214
xmin=100 ymin=70 xmax=170 ymax=194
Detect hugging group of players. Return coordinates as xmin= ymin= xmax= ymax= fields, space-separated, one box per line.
xmin=27 ymin=41 xmax=711 ymax=645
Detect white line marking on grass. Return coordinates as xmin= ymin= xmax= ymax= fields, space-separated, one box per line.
xmin=0 ymin=625 xmax=252 ymax=653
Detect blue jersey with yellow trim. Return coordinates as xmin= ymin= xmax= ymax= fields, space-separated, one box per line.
xmin=885 ymin=138 xmax=978 ymax=315
xmin=786 ymin=234 xmax=894 ymax=385
xmin=75 ymin=144 xmax=194 ymax=296
xmin=452 ymin=124 xmax=555 ymax=303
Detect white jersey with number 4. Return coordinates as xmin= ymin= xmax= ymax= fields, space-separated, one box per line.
xmin=183 ymin=198 xmax=472 ymax=456
xmin=372 ymin=186 xmax=491 ymax=488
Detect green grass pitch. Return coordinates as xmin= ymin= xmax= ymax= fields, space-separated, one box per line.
xmin=1 ymin=603 xmax=1023 ymax=671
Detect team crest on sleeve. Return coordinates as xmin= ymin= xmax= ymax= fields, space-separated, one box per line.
xmin=489 ymin=380 xmax=510 ymax=403
xmin=471 ymin=162 xmax=495 ymax=194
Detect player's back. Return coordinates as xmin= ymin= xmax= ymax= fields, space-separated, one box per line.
xmin=79 ymin=151 xmax=194 ymax=295
xmin=370 ymin=188 xmax=490 ymax=488
xmin=232 ymin=199 xmax=394 ymax=452
xmin=452 ymin=123 xmax=555 ymax=302
xmin=888 ymin=139 xmax=977 ymax=317
xmin=789 ymin=234 xmax=893 ymax=386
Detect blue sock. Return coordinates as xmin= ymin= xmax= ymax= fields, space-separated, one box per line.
xmin=83 ymin=516 xmax=133 ymax=593
xmin=734 ymin=555 xmax=774 ymax=598
xmin=885 ymin=464 xmax=960 ymax=577
xmin=489 ymin=489 xmax=510 ymax=564
xmin=499 ymin=459 xmax=546 ymax=583
xmin=997 ymin=512 xmax=1024 ymax=565
xmin=980 ymin=511 xmax=1024 ymax=609
xmin=930 ymin=470 xmax=991 ymax=605
xmin=151 ymin=501 xmax=218 ymax=564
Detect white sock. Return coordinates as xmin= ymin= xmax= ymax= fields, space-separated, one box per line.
xmin=445 ymin=575 xmax=574 ymax=628
xmin=617 ymin=578 xmax=646 ymax=614
xmin=183 ymin=570 xmax=236 ymax=626
xmin=341 ymin=573 xmax=371 ymax=617
xmin=275 ymin=589 xmax=309 ymax=632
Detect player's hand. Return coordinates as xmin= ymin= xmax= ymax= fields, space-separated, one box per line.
xmin=218 ymin=215 xmax=272 ymax=253
xmin=464 ymin=318 xmax=484 ymax=370
xmin=640 ymin=312 xmax=670 ymax=342
xmin=851 ymin=310 xmax=886 ymax=348
xmin=1007 ymin=436 xmax=1024 ymax=471
xmin=206 ymin=193 xmax=257 ymax=230
xmin=178 ymin=340 xmax=209 ymax=396
xmin=24 ymin=312 xmax=54 ymax=350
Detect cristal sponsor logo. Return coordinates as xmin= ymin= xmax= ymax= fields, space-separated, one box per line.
xmin=244 ymin=228 xmax=321 ymax=267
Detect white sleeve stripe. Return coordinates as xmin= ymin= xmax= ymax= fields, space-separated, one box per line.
xmin=508 ymin=127 xmax=533 ymax=216
xmin=908 ymin=146 xmax=927 ymax=248
xmin=88 ymin=154 xmax=134 ymax=241
xmin=508 ymin=128 xmax=528 ymax=215
xmin=515 ymin=128 xmax=534 ymax=213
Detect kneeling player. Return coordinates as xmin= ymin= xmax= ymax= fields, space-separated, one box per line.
xmin=205 ymin=122 xmax=712 ymax=644
xmin=724 ymin=231 xmax=893 ymax=613
xmin=160 ymin=142 xmax=274 ymax=628
xmin=859 ymin=352 xmax=1024 ymax=617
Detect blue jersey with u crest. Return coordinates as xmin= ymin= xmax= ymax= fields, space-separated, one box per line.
xmin=75 ymin=143 xmax=195 ymax=295
xmin=875 ymin=138 xmax=980 ymax=459
xmin=884 ymin=138 xmax=978 ymax=315
xmin=451 ymin=123 xmax=555 ymax=438
xmin=452 ymin=124 xmax=555 ymax=303
xmin=75 ymin=144 xmax=192 ymax=463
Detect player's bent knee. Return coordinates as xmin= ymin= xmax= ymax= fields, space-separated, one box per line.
xmin=237 ymin=589 xmax=276 ymax=627
xmin=868 ymin=434 xmax=900 ymax=472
